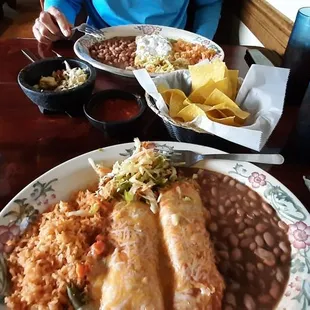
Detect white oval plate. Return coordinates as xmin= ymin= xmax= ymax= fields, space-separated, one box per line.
xmin=74 ymin=24 xmax=224 ymax=78
xmin=0 ymin=142 xmax=309 ymax=309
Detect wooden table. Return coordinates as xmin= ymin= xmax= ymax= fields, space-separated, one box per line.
xmin=0 ymin=38 xmax=309 ymax=210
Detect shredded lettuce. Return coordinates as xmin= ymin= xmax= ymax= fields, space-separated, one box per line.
xmin=90 ymin=139 xmax=177 ymax=213
xmin=89 ymin=203 xmax=100 ymax=215
xmin=124 ymin=191 xmax=134 ymax=203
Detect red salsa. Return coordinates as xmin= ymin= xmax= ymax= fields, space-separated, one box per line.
xmin=91 ymin=98 xmax=140 ymax=122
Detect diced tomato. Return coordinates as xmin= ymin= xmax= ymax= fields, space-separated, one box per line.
xmin=91 ymin=240 xmax=106 ymax=256
xmin=76 ymin=262 xmax=89 ymax=279
xmin=99 ymin=167 xmax=112 ymax=174
xmin=101 ymin=201 xmax=112 ymax=209
xmin=95 ymin=234 xmax=105 ymax=242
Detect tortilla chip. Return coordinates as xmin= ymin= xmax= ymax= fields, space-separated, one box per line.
xmin=207 ymin=109 xmax=228 ymax=119
xmin=194 ymin=104 xmax=213 ymax=112
xmin=204 ymin=89 xmax=236 ymax=107
xmin=206 ymin=112 xmax=241 ymax=126
xmin=209 ymin=102 xmax=250 ymax=123
xmin=176 ymin=104 xmax=206 ymax=122
xmin=160 ymin=89 xmax=186 ymax=106
xmin=227 ymin=70 xmax=239 ymax=100
xmin=214 ymin=78 xmax=232 ymax=98
xmin=157 ymin=83 xmax=169 ymax=93
xmin=183 ymin=98 xmax=192 ymax=106
xmin=189 ymin=61 xmax=226 ymax=91
xmin=160 ymin=91 xmax=172 ymax=105
xmin=206 ymin=103 xmax=242 ymax=126
xmin=169 ymin=101 xmax=183 ymax=118
xmin=188 ymin=79 xmax=216 ymax=103
xmin=161 ymin=61 xmax=246 ymax=128
xmin=169 ymin=95 xmax=187 ymax=118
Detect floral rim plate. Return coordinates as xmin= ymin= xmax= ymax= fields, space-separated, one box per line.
xmin=0 ymin=142 xmax=309 ymax=309
xmin=73 ymin=24 xmax=225 ymax=78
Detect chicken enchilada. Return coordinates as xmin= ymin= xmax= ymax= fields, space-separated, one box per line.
xmin=159 ymin=181 xmax=225 ymax=309
xmin=100 ymin=201 xmax=164 ymax=310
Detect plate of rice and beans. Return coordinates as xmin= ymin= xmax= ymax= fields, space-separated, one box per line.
xmin=74 ymin=24 xmax=224 ymax=78
xmin=1 ymin=140 xmax=309 ymax=309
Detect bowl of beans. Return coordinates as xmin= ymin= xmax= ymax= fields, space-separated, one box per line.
xmin=74 ymin=24 xmax=224 ymax=78
xmin=83 ymin=89 xmax=146 ymax=138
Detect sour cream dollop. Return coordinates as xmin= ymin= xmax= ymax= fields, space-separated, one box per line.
xmin=135 ymin=35 xmax=172 ymax=60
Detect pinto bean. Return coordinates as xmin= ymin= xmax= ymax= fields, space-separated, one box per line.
xmin=231 ymin=248 xmax=242 ymax=261
xmin=279 ymin=241 xmax=290 ymax=253
xmin=248 ymin=191 xmax=258 ymax=201
xmin=263 ymin=232 xmax=275 ymax=247
xmin=255 ymin=223 xmax=268 ymax=233
xmin=262 ymin=202 xmax=273 ymax=214
xmin=228 ymin=234 xmax=239 ymax=247
xmin=269 ymin=280 xmax=281 ymax=299
xmin=244 ymin=294 xmax=256 ymax=310
xmin=254 ymin=248 xmax=276 ymax=266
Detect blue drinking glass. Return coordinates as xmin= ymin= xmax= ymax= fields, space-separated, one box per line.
xmin=283 ymin=7 xmax=310 ymax=106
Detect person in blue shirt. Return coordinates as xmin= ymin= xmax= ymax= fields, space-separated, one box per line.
xmin=33 ymin=0 xmax=223 ymax=45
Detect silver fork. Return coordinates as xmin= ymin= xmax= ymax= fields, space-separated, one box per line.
xmin=164 ymin=150 xmax=284 ymax=166
xmin=72 ymin=23 xmax=104 ymax=39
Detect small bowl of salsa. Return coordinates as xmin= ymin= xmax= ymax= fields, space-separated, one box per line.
xmin=84 ymin=90 xmax=146 ymax=136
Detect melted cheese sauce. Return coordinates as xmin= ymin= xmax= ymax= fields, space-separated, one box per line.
xmin=88 ymin=260 xmax=108 ymax=308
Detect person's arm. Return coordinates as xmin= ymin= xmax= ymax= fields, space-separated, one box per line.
xmin=193 ymin=0 xmax=223 ymax=39
xmin=44 ymin=0 xmax=83 ymax=25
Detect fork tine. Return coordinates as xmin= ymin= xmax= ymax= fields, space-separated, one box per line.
xmin=85 ymin=25 xmax=103 ymax=35
xmin=172 ymin=162 xmax=186 ymax=167
xmin=170 ymin=154 xmax=184 ymax=163
xmin=154 ymin=148 xmax=182 ymax=158
xmin=75 ymin=23 xmax=104 ymax=38
xmin=76 ymin=23 xmax=87 ymax=32
xmin=84 ymin=26 xmax=96 ymax=34
xmin=154 ymin=148 xmax=172 ymax=155
xmin=151 ymin=148 xmax=188 ymax=166
xmin=170 ymin=152 xmax=183 ymax=158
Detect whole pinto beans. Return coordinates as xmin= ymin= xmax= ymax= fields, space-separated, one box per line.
xmin=89 ymin=37 xmax=136 ymax=69
xmin=197 ymin=170 xmax=292 ymax=310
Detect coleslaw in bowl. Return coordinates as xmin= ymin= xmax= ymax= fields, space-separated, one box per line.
xmin=18 ymin=57 xmax=96 ymax=114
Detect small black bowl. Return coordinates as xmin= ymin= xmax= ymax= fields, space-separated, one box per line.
xmin=84 ymin=90 xmax=146 ymax=137
xmin=18 ymin=57 xmax=96 ymax=115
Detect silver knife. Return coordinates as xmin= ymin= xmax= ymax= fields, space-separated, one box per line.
xmin=21 ymin=49 xmax=39 ymax=63
xmin=170 ymin=151 xmax=284 ymax=166
xmin=202 ymin=153 xmax=284 ymax=165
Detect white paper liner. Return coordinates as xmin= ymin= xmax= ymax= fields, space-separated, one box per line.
xmin=134 ymin=65 xmax=289 ymax=151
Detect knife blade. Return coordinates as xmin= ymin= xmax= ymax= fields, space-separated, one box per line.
xmin=202 ymin=153 xmax=284 ymax=165
xmin=21 ymin=49 xmax=39 ymax=63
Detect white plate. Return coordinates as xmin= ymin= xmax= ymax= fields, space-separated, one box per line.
xmin=74 ymin=24 xmax=224 ymax=78
xmin=0 ymin=142 xmax=309 ymax=309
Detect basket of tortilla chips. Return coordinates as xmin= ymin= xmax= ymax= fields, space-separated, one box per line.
xmin=146 ymin=60 xmax=246 ymax=143
xmin=135 ymin=61 xmax=288 ymax=151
